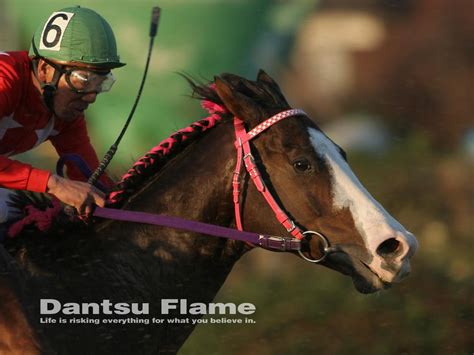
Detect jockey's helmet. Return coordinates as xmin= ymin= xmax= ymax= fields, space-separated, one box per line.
xmin=29 ymin=6 xmax=125 ymax=69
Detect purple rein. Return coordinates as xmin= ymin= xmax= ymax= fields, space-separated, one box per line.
xmin=93 ymin=207 xmax=301 ymax=251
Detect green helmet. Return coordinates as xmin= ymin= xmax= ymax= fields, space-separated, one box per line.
xmin=29 ymin=6 xmax=125 ymax=69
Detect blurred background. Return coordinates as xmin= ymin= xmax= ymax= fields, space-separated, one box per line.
xmin=1 ymin=0 xmax=472 ymax=353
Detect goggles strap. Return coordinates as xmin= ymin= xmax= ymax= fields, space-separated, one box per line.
xmin=43 ymin=68 xmax=62 ymax=114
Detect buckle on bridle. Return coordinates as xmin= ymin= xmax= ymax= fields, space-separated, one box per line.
xmin=232 ymin=172 xmax=241 ymax=183
xmin=258 ymin=235 xmax=301 ymax=251
xmin=286 ymin=220 xmax=296 ymax=233
xmin=243 ymin=153 xmax=255 ymax=167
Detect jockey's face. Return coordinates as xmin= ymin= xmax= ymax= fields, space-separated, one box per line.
xmin=36 ymin=59 xmax=111 ymax=121
xmin=53 ymin=75 xmax=99 ymax=122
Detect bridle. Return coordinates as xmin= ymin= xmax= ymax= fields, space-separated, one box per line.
xmin=232 ymin=108 xmax=330 ymax=263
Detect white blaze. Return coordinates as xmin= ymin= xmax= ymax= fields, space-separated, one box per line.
xmin=308 ymin=128 xmax=413 ymax=256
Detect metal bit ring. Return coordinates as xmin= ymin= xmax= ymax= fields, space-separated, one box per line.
xmin=297 ymin=230 xmax=330 ymax=263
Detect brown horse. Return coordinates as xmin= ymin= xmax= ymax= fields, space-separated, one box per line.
xmin=0 ymin=71 xmax=417 ymax=354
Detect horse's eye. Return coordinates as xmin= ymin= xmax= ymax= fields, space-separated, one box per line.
xmin=293 ymin=159 xmax=311 ymax=172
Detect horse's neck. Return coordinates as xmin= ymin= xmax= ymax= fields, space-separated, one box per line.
xmin=102 ymin=120 xmax=246 ymax=301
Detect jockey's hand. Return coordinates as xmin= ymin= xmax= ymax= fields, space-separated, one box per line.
xmin=46 ymin=174 xmax=105 ymax=217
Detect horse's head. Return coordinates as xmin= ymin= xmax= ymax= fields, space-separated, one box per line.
xmin=213 ymin=70 xmax=418 ymax=294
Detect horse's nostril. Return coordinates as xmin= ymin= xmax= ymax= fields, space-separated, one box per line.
xmin=377 ymin=238 xmax=401 ymax=257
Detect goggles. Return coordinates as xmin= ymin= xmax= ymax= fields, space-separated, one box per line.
xmin=42 ymin=57 xmax=116 ymax=94
xmin=65 ymin=68 xmax=115 ymax=94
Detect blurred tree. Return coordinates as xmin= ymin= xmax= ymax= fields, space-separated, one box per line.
xmin=352 ymin=0 xmax=474 ymax=150
xmin=285 ymin=0 xmax=474 ymax=151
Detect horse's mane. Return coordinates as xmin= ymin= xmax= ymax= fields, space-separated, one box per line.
xmin=106 ymin=77 xmax=229 ymax=208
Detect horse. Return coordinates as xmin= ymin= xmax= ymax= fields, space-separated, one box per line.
xmin=0 ymin=70 xmax=418 ymax=354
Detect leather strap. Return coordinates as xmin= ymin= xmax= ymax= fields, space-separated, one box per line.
xmin=232 ymin=109 xmax=307 ymax=241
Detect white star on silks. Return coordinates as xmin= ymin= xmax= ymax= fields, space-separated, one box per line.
xmin=0 ymin=113 xmax=23 ymax=140
xmin=33 ymin=116 xmax=59 ymax=148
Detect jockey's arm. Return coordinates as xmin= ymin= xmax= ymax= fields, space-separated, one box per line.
xmin=1 ymin=52 xmax=110 ymax=216
xmin=0 ymin=156 xmax=104 ymax=216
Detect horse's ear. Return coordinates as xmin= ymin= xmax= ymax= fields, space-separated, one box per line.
xmin=256 ymin=69 xmax=277 ymax=86
xmin=256 ymin=69 xmax=290 ymax=107
xmin=214 ymin=76 xmax=262 ymax=122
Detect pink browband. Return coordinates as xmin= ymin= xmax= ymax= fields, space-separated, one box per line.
xmin=233 ymin=108 xmax=307 ymax=241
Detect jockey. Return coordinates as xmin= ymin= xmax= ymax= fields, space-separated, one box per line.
xmin=0 ymin=6 xmax=125 ymax=228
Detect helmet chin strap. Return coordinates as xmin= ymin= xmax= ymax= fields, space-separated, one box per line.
xmin=30 ymin=39 xmax=63 ymax=116
xmin=31 ymin=58 xmax=62 ymax=116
